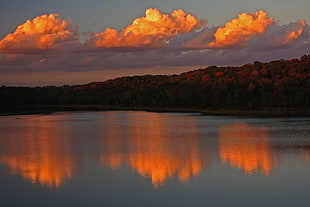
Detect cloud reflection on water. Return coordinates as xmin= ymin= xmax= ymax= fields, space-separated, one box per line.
xmin=0 ymin=112 xmax=309 ymax=188
xmin=218 ymin=123 xmax=277 ymax=175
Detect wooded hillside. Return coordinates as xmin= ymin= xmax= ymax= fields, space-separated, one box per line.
xmin=1 ymin=55 xmax=309 ymax=112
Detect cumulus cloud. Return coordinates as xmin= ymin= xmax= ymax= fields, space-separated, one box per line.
xmin=207 ymin=10 xmax=275 ymax=48
xmin=0 ymin=14 xmax=79 ymax=54
xmin=0 ymin=9 xmax=309 ymax=76
xmin=169 ymin=26 xmax=217 ymax=48
xmin=253 ymin=20 xmax=309 ymax=48
xmin=85 ymin=8 xmax=207 ymax=48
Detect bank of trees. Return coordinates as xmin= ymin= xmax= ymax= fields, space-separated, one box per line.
xmin=1 ymin=55 xmax=309 ymax=111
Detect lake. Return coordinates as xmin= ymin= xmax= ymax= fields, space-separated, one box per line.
xmin=0 ymin=111 xmax=309 ymax=207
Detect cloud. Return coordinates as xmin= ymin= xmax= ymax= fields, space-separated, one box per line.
xmin=0 ymin=14 xmax=79 ymax=54
xmin=0 ymin=9 xmax=309 ymax=79
xmin=207 ymin=10 xmax=275 ymax=48
xmin=170 ymin=27 xmax=217 ymax=48
xmin=85 ymin=8 xmax=207 ymax=48
xmin=253 ymin=20 xmax=309 ymax=48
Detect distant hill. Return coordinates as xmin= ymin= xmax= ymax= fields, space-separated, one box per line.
xmin=1 ymin=55 xmax=310 ymax=114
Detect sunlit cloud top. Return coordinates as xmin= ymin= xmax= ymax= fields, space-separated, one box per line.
xmin=0 ymin=14 xmax=78 ymax=54
xmin=85 ymin=8 xmax=206 ymax=48
xmin=207 ymin=10 xmax=275 ymax=48
xmin=0 ymin=8 xmax=309 ymax=80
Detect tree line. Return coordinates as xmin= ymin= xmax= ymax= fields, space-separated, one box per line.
xmin=1 ymin=55 xmax=309 ymax=112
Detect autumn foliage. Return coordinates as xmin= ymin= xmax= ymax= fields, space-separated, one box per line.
xmin=1 ymin=55 xmax=310 ymax=112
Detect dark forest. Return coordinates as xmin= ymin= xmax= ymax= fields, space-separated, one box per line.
xmin=1 ymin=55 xmax=309 ymax=114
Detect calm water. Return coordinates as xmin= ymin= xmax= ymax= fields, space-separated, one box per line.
xmin=0 ymin=111 xmax=309 ymax=207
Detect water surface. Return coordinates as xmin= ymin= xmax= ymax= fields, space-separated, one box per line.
xmin=0 ymin=111 xmax=309 ymax=206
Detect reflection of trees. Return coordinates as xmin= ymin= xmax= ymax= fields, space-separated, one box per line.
xmin=99 ymin=112 xmax=204 ymax=188
xmin=219 ymin=123 xmax=277 ymax=176
xmin=0 ymin=116 xmax=78 ymax=188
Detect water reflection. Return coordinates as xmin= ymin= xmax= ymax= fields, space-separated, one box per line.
xmin=218 ymin=123 xmax=277 ymax=175
xmin=99 ymin=113 xmax=204 ymax=188
xmin=127 ymin=114 xmax=203 ymax=187
xmin=99 ymin=122 xmax=124 ymax=170
xmin=0 ymin=115 xmax=79 ymax=188
xmin=0 ymin=112 xmax=309 ymax=190
xmin=300 ymin=146 xmax=310 ymax=162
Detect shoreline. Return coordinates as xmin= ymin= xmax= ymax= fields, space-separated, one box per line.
xmin=1 ymin=105 xmax=310 ymax=117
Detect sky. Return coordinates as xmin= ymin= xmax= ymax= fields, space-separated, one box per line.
xmin=0 ymin=0 xmax=309 ymax=86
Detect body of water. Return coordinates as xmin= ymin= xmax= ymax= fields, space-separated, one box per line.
xmin=0 ymin=111 xmax=309 ymax=207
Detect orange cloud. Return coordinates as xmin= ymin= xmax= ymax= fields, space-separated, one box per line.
xmin=0 ymin=9 xmax=308 ymax=72
xmin=0 ymin=14 xmax=78 ymax=53
xmin=208 ymin=10 xmax=275 ymax=48
xmin=285 ymin=21 xmax=305 ymax=42
xmin=274 ymin=20 xmax=307 ymax=46
xmin=249 ymin=20 xmax=309 ymax=49
xmin=86 ymin=8 xmax=206 ymax=48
